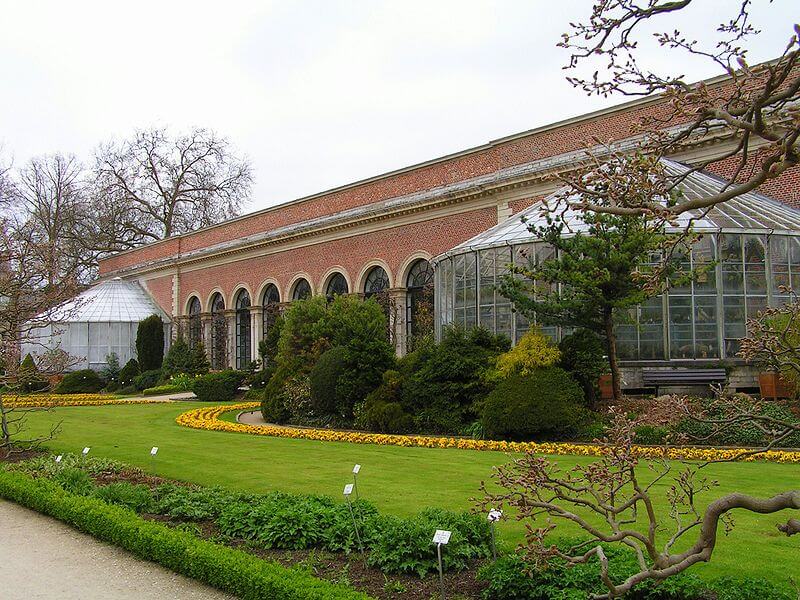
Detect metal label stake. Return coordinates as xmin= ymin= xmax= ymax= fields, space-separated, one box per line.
xmin=487 ymin=508 xmax=503 ymax=560
xmin=343 ymin=484 xmax=364 ymax=557
xmin=432 ymin=529 xmax=451 ymax=599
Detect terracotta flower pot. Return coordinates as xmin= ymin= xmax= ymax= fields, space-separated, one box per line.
xmin=598 ymin=374 xmax=614 ymax=400
xmin=758 ymin=371 xmax=795 ymax=400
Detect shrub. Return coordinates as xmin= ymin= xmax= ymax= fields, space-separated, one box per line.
xmin=0 ymin=470 xmax=368 ymax=600
xmin=310 ymin=346 xmax=349 ymax=416
xmin=162 ymin=337 xmax=193 ymax=377
xmin=191 ymin=370 xmax=246 ymax=402
xmin=495 ymin=328 xmax=560 ymax=377
xmin=55 ymin=369 xmax=105 ymax=394
xmin=119 ymin=358 xmax=140 ymax=387
xmin=362 ymin=400 xmax=415 ymax=433
xmin=152 ymin=484 xmax=251 ymax=521
xmin=190 ymin=342 xmax=211 ymax=375
xmin=133 ymin=368 xmax=163 ymax=392
xmin=93 ymin=482 xmax=153 ymax=513
xmin=559 ymin=329 xmax=608 ymax=406
xmin=481 ymin=367 xmax=587 ymax=441
xmin=52 ymin=467 xmax=95 ymax=495
xmin=18 ymin=353 xmax=49 ymax=392
xmin=634 ymin=424 xmax=669 ymax=445
xmin=117 ymin=385 xmax=139 ymax=395
xmin=142 ymin=385 xmax=183 ymax=396
xmin=401 ymin=326 xmax=510 ymax=434
xmin=101 ymin=352 xmax=121 ymax=384
xmin=136 ymin=314 xmax=165 ymax=371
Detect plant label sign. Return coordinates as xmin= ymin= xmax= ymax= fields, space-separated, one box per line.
xmin=433 ymin=530 xmax=451 ymax=545
xmin=343 ymin=484 xmax=354 ymax=497
xmin=55 ymin=455 xmax=62 ymax=463
xmin=488 ymin=509 xmax=503 ymax=522
xmin=352 ymin=464 xmax=361 ymax=474
xmin=151 ymin=447 xmax=159 ymax=456
xmin=82 ymin=447 xmax=90 ymax=456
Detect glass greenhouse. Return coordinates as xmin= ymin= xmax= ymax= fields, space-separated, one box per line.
xmin=21 ymin=278 xmax=171 ymax=371
xmin=433 ymin=159 xmax=800 ymax=363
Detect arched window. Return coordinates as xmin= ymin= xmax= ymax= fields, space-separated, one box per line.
xmin=235 ymin=289 xmax=251 ymax=369
xmin=406 ymin=259 xmax=434 ymax=348
xmin=262 ymin=283 xmax=281 ymax=341
xmin=364 ymin=266 xmax=390 ymax=298
xmin=187 ymin=297 xmax=202 ymax=348
xmin=210 ymin=292 xmax=227 ymax=370
xmin=291 ymin=278 xmax=312 ymax=301
xmin=325 ymin=273 xmax=349 ymax=299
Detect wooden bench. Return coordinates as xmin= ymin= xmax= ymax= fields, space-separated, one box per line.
xmin=641 ymin=368 xmax=727 ymax=395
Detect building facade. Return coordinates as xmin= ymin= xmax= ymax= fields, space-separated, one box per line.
xmin=97 ymin=81 xmax=800 ymax=384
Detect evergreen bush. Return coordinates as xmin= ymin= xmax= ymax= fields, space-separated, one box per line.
xmin=132 ymin=369 xmax=163 ymax=391
xmin=136 ymin=314 xmax=164 ymax=371
xmin=55 ymin=369 xmax=105 ymax=394
xmin=162 ymin=337 xmax=194 ymax=377
xmin=558 ymin=329 xmax=608 ymax=406
xmin=481 ymin=367 xmax=587 ymax=441
xmin=100 ymin=352 xmax=121 ymax=385
xmin=119 ymin=358 xmax=140 ymax=388
xmin=191 ymin=370 xmax=246 ymax=402
xmin=18 ymin=353 xmax=49 ymax=392
xmin=309 ymin=346 xmax=349 ymax=416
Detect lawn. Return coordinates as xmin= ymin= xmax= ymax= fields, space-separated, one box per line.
xmin=18 ymin=401 xmax=800 ymax=588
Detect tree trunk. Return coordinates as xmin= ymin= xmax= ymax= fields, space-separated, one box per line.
xmin=603 ymin=310 xmax=623 ymax=402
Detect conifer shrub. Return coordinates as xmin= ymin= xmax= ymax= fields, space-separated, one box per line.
xmin=55 ymin=369 xmax=105 ymax=394
xmin=136 ymin=314 xmax=164 ymax=371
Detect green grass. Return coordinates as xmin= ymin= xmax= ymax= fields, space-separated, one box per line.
xmin=17 ymin=402 xmax=800 ymax=588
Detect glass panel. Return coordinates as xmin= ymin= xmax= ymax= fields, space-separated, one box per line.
xmin=721 ymin=234 xmax=744 ymax=294
xmin=669 ymin=296 xmax=693 ymax=359
xmin=743 ymin=235 xmax=766 ymax=294
xmin=694 ymin=295 xmax=718 ymax=358
xmin=692 ymin=236 xmax=716 ymax=293
xmin=640 ymin=296 xmax=665 ymax=359
xmin=723 ymin=295 xmax=746 ymax=357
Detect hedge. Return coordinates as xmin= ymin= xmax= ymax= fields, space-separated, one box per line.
xmin=0 ymin=469 xmax=371 ymax=600
xmin=142 ymin=385 xmax=184 ymax=397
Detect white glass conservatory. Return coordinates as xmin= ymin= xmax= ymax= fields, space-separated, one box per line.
xmin=433 ymin=159 xmax=800 ymax=363
xmin=22 ymin=278 xmax=171 ymax=370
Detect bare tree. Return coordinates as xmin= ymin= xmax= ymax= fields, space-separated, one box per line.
xmin=557 ymin=1 xmax=799 ymax=216
xmin=0 ymin=212 xmax=80 ymax=458
xmin=10 ymin=154 xmax=92 ymax=286
xmin=481 ymin=406 xmax=800 ymax=599
xmin=93 ymin=127 xmax=252 ymax=242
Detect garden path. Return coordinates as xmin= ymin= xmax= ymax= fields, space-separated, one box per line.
xmin=0 ymin=500 xmax=233 ymax=599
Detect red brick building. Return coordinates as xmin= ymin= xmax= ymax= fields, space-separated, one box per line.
xmin=97 ymin=79 xmax=800 ymax=377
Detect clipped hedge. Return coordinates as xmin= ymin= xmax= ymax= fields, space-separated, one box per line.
xmin=142 ymin=384 xmax=183 ymax=397
xmin=191 ymin=370 xmax=246 ymax=402
xmin=55 ymin=369 xmax=105 ymax=394
xmin=0 ymin=469 xmax=370 ymax=600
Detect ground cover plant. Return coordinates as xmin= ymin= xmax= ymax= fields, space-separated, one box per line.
xmin=15 ymin=402 xmax=800 ymax=592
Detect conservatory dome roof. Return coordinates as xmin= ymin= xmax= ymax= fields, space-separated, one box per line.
xmin=438 ymin=159 xmax=800 ymax=258
xmin=52 ymin=278 xmax=171 ymax=323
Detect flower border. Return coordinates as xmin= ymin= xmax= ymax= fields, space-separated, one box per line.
xmin=3 ymin=394 xmax=168 ymax=408
xmin=176 ymin=403 xmax=800 ymax=464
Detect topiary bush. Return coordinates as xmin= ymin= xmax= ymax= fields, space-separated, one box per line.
xmin=132 ymin=368 xmax=163 ymax=392
xmin=309 ymin=346 xmax=349 ymax=416
xmin=55 ymin=369 xmax=105 ymax=394
xmin=136 ymin=314 xmax=165 ymax=371
xmin=481 ymin=367 xmax=587 ymax=441
xmin=119 ymin=358 xmax=140 ymax=388
xmin=191 ymin=370 xmax=246 ymax=402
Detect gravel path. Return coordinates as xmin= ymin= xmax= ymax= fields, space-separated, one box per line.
xmin=0 ymin=500 xmax=234 ymax=599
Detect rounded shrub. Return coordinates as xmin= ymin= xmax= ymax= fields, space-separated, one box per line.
xmin=191 ymin=370 xmax=246 ymax=402
xmin=309 ymin=346 xmax=349 ymax=416
xmin=55 ymin=369 xmax=105 ymax=394
xmin=132 ymin=369 xmax=163 ymax=392
xmin=481 ymin=367 xmax=587 ymax=441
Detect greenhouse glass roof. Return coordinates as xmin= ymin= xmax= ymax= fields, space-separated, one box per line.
xmin=440 ymin=159 xmax=800 ymax=257
xmin=52 ymin=278 xmax=170 ymax=323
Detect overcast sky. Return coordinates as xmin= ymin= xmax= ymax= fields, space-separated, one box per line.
xmin=0 ymin=1 xmax=796 ymax=213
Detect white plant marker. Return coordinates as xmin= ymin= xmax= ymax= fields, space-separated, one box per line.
xmin=82 ymin=447 xmax=90 ymax=456
xmin=150 ymin=446 xmax=159 ymax=456
xmin=54 ymin=455 xmax=63 ymax=463
xmin=432 ymin=529 xmax=452 ymax=599
xmin=352 ymin=464 xmax=361 ymax=501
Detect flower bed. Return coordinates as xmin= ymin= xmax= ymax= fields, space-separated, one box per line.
xmin=176 ymin=403 xmax=800 ymax=464
xmin=3 ymin=394 xmax=166 ymax=408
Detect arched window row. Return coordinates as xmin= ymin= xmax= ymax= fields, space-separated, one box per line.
xmin=209 ymin=292 xmax=227 ymax=370
xmin=234 ymin=289 xmax=251 ymax=369
xmin=325 ymin=272 xmax=349 ymax=299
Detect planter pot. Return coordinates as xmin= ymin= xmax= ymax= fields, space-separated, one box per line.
xmin=598 ymin=374 xmax=614 ymax=400
xmin=758 ymin=372 xmax=795 ymax=400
